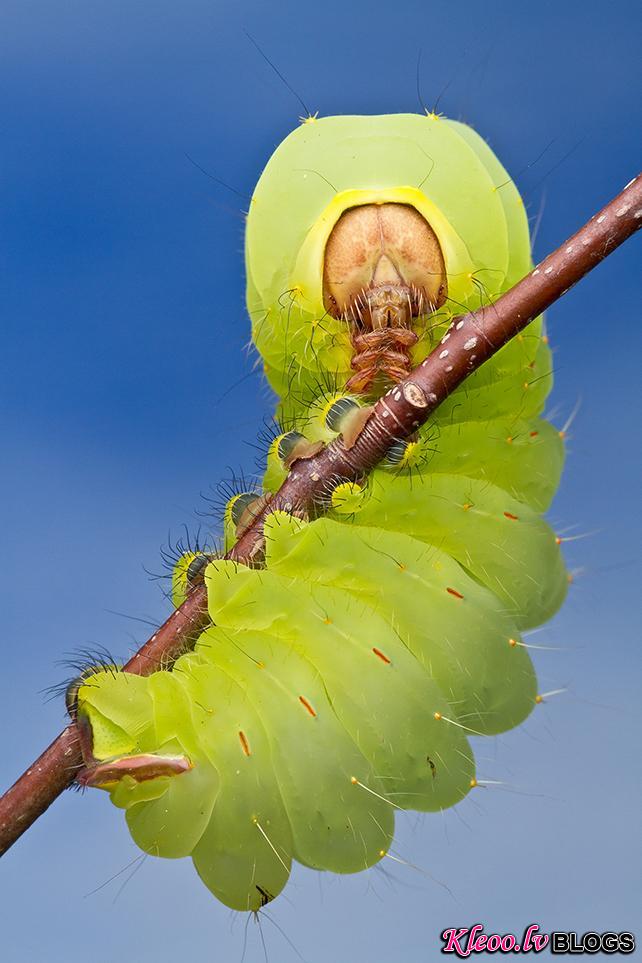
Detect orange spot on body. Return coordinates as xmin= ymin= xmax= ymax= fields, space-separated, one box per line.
xmin=462 ymin=502 xmax=473 ymax=511
xmin=323 ymin=617 xmax=333 ymax=625
xmin=238 ymin=731 xmax=251 ymax=756
xmin=506 ymin=436 xmax=513 ymax=444
xmin=535 ymin=694 xmax=543 ymax=704
xmin=529 ymin=430 xmax=539 ymax=438
xmin=508 ymin=637 xmax=518 ymax=647
xmin=446 ymin=587 xmax=464 ymax=600
xmin=470 ymin=777 xmax=478 ymax=788
xmin=298 ymin=695 xmax=317 ymax=717
xmin=555 ymin=535 xmax=562 ymax=545
xmin=504 ymin=511 xmax=519 ymax=520
xmin=434 ymin=711 xmax=442 ymax=721
xmin=372 ymin=647 xmax=391 ymax=664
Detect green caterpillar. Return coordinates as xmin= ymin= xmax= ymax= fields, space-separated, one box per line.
xmin=74 ymin=113 xmax=567 ymax=912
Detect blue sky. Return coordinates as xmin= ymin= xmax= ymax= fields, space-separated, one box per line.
xmin=1 ymin=1 xmax=640 ymax=960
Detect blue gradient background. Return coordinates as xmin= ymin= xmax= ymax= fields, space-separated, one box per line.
xmin=1 ymin=2 xmax=640 ymax=960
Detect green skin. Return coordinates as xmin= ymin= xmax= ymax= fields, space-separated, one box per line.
xmin=77 ymin=113 xmax=567 ymax=912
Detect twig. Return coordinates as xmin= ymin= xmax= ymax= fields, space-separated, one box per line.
xmin=1 ymin=173 xmax=640 ymax=858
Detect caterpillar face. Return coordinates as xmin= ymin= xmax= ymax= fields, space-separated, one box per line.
xmin=322 ymin=202 xmax=447 ymax=391
xmin=322 ymin=202 xmax=447 ymax=322
xmin=75 ymin=112 xmax=568 ymax=914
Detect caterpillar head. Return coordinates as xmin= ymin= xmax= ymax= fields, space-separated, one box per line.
xmin=322 ymin=202 xmax=446 ymax=324
xmin=246 ymin=113 xmax=531 ymax=413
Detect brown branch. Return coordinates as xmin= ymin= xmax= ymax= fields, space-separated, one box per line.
xmin=1 ymin=172 xmax=640 ymax=858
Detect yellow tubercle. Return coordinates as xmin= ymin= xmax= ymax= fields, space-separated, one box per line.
xmin=330 ymin=481 xmax=368 ymax=515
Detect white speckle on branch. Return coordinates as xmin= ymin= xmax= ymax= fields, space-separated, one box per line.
xmin=402 ymin=382 xmax=428 ymax=408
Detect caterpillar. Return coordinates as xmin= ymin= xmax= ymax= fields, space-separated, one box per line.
xmin=72 ymin=113 xmax=567 ymax=912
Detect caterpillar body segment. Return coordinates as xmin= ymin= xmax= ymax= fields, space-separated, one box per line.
xmin=204 ymin=557 xmax=476 ymax=813
xmin=75 ymin=112 xmax=568 ymax=912
xmin=350 ymin=472 xmax=567 ymax=629
xmin=264 ymin=513 xmax=538 ymax=736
